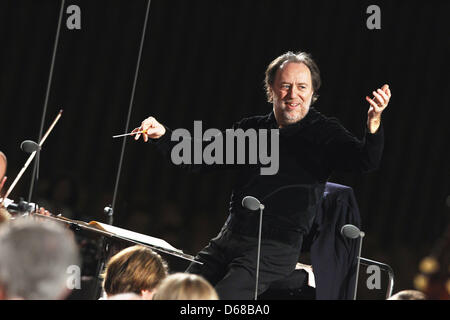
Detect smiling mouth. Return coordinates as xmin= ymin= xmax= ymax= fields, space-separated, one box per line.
xmin=286 ymin=102 xmax=300 ymax=109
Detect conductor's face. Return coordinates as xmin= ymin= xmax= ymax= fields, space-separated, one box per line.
xmin=271 ymin=62 xmax=314 ymax=128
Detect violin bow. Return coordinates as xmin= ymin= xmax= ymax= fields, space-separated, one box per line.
xmin=1 ymin=110 xmax=63 ymax=205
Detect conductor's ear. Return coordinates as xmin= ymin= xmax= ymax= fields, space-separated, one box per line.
xmin=267 ymin=86 xmax=274 ymax=103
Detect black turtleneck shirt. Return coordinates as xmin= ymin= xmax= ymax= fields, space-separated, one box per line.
xmin=152 ymin=107 xmax=384 ymax=245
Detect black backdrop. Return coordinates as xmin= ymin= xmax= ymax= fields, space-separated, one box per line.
xmin=0 ymin=0 xmax=449 ymax=299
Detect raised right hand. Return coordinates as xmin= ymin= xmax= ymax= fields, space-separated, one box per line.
xmin=132 ymin=116 xmax=166 ymax=142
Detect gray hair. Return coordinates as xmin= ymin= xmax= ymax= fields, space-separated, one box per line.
xmin=0 ymin=217 xmax=80 ymax=299
xmin=264 ymin=51 xmax=321 ymax=104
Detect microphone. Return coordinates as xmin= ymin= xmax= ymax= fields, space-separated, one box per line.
xmin=341 ymin=224 xmax=364 ymax=239
xmin=341 ymin=224 xmax=365 ymax=300
xmin=20 ymin=140 xmax=41 ymax=153
xmin=242 ymin=195 xmax=265 ymax=300
xmin=104 ymin=205 xmax=114 ymax=225
xmin=242 ymin=196 xmax=264 ymax=211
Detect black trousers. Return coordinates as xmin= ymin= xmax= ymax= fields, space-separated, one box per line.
xmin=186 ymin=227 xmax=303 ymax=300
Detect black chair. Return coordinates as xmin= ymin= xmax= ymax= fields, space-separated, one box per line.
xmin=259 ymin=182 xmax=394 ymax=300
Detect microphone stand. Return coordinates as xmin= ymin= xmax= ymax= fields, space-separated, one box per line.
xmin=93 ymin=205 xmax=113 ymax=299
xmin=341 ymin=224 xmax=366 ymax=300
xmin=353 ymin=231 xmax=365 ymax=300
xmin=242 ymin=196 xmax=266 ymax=300
xmin=26 ymin=110 xmax=63 ymax=206
xmin=255 ymin=203 xmax=265 ymax=300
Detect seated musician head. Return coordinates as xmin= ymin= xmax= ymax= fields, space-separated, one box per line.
xmin=102 ymin=245 xmax=169 ymax=300
xmin=0 ymin=217 xmax=80 ymax=299
xmin=152 ymin=272 xmax=219 ymax=300
xmin=0 ymin=207 xmax=11 ymax=225
xmin=0 ymin=151 xmax=7 ymax=196
xmin=0 ymin=151 xmax=11 ymax=224
xmin=387 ymin=289 xmax=427 ymax=300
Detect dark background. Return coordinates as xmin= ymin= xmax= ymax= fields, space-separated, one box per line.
xmin=0 ymin=0 xmax=449 ymax=299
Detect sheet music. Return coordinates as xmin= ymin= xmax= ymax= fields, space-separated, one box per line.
xmin=88 ymin=221 xmax=183 ymax=253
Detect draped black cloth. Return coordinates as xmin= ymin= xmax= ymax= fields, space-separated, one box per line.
xmin=304 ymin=182 xmax=362 ymax=300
